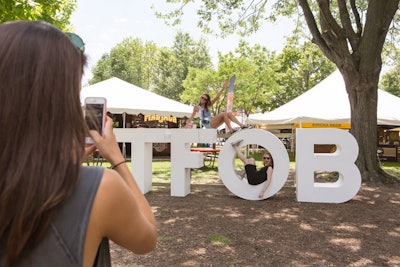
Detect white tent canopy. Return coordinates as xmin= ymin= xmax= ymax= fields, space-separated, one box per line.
xmin=81 ymin=77 xmax=194 ymax=118
xmin=248 ymin=70 xmax=400 ymax=126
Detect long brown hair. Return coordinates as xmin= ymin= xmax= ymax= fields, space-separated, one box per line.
xmin=199 ymin=93 xmax=211 ymax=112
xmin=0 ymin=21 xmax=87 ymax=266
xmin=263 ymin=151 xmax=274 ymax=168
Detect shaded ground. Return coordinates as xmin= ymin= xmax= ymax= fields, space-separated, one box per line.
xmin=111 ymin=169 xmax=400 ymax=267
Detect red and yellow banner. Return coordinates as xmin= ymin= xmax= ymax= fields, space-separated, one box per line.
xmin=294 ymin=122 xmax=351 ymax=129
xmin=144 ymin=114 xmax=177 ymax=123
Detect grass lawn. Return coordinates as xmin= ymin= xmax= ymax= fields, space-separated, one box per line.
xmin=88 ymin=150 xmax=400 ymax=182
xmin=151 ymin=158 xmax=400 ymax=183
xmin=379 ymin=161 xmax=400 ymax=178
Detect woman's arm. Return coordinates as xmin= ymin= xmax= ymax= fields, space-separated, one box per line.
xmin=91 ymin=169 xmax=157 ymax=254
xmin=210 ymin=80 xmax=228 ymax=105
xmin=185 ymin=105 xmax=198 ymax=127
xmin=259 ymin=166 xmax=273 ymax=198
xmin=86 ymin=117 xmax=157 ymax=256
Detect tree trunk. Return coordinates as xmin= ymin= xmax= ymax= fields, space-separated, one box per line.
xmin=298 ymin=0 xmax=399 ymax=183
xmin=342 ymin=70 xmax=395 ymax=183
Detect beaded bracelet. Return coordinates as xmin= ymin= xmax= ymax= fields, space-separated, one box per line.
xmin=111 ymin=160 xmax=126 ymax=169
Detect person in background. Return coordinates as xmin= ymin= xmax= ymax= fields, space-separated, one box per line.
xmin=0 ymin=20 xmax=156 ymax=267
xmin=185 ymin=81 xmax=248 ymax=133
xmin=136 ymin=113 xmax=149 ymax=128
xmin=231 ymin=140 xmax=273 ymax=199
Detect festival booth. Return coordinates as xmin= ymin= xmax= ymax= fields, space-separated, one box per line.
xmin=247 ymin=70 xmax=400 ymax=161
xmin=81 ymin=77 xmax=194 ymax=156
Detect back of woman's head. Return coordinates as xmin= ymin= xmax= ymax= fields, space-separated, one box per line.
xmin=0 ymin=20 xmax=87 ymax=266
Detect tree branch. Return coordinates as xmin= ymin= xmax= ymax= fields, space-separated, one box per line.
xmin=298 ymin=0 xmax=334 ymax=62
xmin=316 ymin=0 xmax=356 ymax=68
xmin=232 ymin=0 xmax=269 ymax=33
xmin=300 ymin=0 xmax=365 ymax=71
xmin=350 ymin=0 xmax=363 ymax=35
xmin=337 ymin=0 xmax=360 ymax=51
xmin=358 ymin=0 xmax=400 ymax=73
xmin=317 ymin=0 xmax=346 ymax=42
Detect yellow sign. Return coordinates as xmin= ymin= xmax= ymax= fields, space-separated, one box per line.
xmin=294 ymin=122 xmax=351 ymax=129
xmin=144 ymin=114 xmax=177 ymax=123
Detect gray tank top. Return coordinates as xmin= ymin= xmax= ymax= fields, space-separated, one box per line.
xmin=1 ymin=166 xmax=110 ymax=267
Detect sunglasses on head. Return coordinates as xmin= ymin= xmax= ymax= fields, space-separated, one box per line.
xmin=65 ymin=32 xmax=85 ymax=52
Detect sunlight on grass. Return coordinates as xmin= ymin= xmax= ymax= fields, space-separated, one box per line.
xmin=158 ymin=236 xmax=174 ymax=242
xmin=85 ymin=151 xmax=399 ymax=182
xmin=152 ymin=160 xmax=221 ymax=184
xmin=381 ymin=162 xmax=400 ymax=180
xmin=209 ymin=233 xmax=231 ymax=245
xmin=150 ymin=158 xmax=399 ymax=182
xmin=152 ymin=161 xmax=171 ymax=182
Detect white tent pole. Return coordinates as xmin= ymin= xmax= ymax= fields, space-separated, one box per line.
xmin=122 ymin=112 xmax=126 ymax=158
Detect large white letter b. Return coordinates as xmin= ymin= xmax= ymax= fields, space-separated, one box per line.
xmin=296 ymin=128 xmax=361 ymax=203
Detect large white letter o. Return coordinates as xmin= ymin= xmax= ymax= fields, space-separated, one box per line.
xmin=218 ymin=129 xmax=290 ymax=201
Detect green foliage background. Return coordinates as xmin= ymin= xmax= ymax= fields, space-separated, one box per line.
xmin=0 ymin=0 xmax=77 ymax=31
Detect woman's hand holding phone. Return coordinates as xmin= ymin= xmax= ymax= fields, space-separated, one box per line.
xmin=88 ymin=116 xmax=125 ymax=166
xmin=84 ymin=97 xmax=106 ymax=144
xmin=83 ymin=144 xmax=96 ymax=158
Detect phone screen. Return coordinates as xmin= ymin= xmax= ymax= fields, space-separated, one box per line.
xmin=85 ymin=103 xmax=105 ymax=134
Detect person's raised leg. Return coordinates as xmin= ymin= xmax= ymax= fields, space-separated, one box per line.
xmin=235 ymin=169 xmax=246 ymax=180
xmin=231 ymin=140 xmax=248 ymax=163
xmin=210 ymin=113 xmax=225 ymax=129
xmin=211 ymin=112 xmax=233 ymax=132
xmin=222 ymin=113 xmax=234 ymax=132
xmin=227 ymin=112 xmax=244 ymax=128
xmin=231 ymin=140 xmax=247 ymax=180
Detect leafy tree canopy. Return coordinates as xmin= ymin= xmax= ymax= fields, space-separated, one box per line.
xmin=152 ymin=31 xmax=212 ymax=99
xmin=91 ymin=37 xmax=158 ymax=88
xmin=181 ymin=40 xmax=334 ymax=116
xmin=0 ymin=0 xmax=77 ymax=31
xmin=380 ymin=64 xmax=400 ymax=97
xmin=91 ymin=32 xmax=212 ymax=101
xmin=156 ymin=0 xmax=400 ymax=183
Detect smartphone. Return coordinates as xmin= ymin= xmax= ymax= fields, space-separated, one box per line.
xmin=84 ymin=97 xmax=107 ymax=144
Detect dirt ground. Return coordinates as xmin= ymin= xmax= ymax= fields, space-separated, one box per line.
xmin=110 ymin=170 xmax=400 ymax=267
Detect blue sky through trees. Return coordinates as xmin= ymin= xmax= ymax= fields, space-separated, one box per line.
xmin=71 ymin=0 xmax=294 ymax=84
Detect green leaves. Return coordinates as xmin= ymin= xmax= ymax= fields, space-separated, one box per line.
xmin=179 ymin=39 xmax=334 ymax=116
xmin=91 ymin=37 xmax=158 ymax=89
xmin=152 ymin=32 xmax=212 ymax=100
xmin=90 ymin=32 xmax=212 ymax=102
xmin=0 ymin=0 xmax=77 ymax=31
xmin=380 ymin=65 xmax=400 ymax=97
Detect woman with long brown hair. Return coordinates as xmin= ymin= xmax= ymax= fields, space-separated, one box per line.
xmin=231 ymin=140 xmax=273 ymax=199
xmin=185 ymin=81 xmax=248 ymax=133
xmin=0 ymin=20 xmax=156 ymax=267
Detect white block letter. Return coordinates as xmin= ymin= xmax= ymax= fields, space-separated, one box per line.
xmin=296 ymin=128 xmax=361 ymax=203
xmin=170 ymin=129 xmax=217 ymax=197
xmin=218 ymin=129 xmax=290 ymax=201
